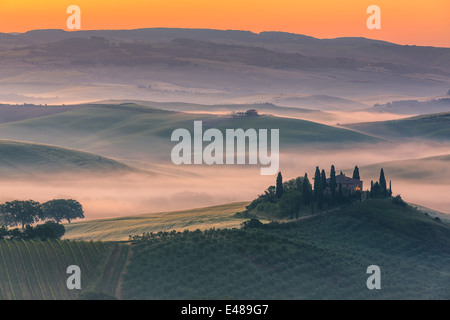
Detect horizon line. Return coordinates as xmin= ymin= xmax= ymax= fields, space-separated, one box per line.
xmin=1 ymin=27 xmax=448 ymax=49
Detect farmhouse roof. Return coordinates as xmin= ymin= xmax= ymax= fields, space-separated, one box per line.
xmin=326 ymin=174 xmax=362 ymax=185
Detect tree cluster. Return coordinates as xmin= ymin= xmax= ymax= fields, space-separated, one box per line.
xmin=0 ymin=199 xmax=84 ymax=230
xmin=242 ymin=165 xmax=368 ymax=220
xmin=0 ymin=221 xmax=65 ymax=240
xmin=369 ymin=168 xmax=393 ymax=199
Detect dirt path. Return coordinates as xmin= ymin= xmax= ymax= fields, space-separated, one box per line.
xmin=115 ymin=245 xmax=132 ymax=300
xmin=99 ymin=244 xmax=124 ymax=297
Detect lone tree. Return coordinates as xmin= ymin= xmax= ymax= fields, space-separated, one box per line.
xmin=276 ymin=172 xmax=284 ymax=198
xmin=0 ymin=200 xmax=42 ymax=229
xmin=352 ymin=166 xmax=360 ymax=180
xmin=42 ymin=199 xmax=84 ymax=224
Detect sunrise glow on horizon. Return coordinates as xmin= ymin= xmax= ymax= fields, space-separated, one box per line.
xmin=0 ymin=0 xmax=449 ymax=47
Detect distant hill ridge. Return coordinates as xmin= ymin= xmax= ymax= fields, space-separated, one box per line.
xmin=0 ymin=28 xmax=449 ymax=71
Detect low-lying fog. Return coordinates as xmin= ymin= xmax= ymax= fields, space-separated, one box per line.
xmin=1 ymin=141 xmax=449 ymax=220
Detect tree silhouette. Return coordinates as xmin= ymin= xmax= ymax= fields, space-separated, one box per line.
xmin=330 ymin=165 xmax=337 ymax=205
xmin=389 ymin=180 xmax=392 ymax=197
xmin=276 ymin=172 xmax=283 ymax=198
xmin=313 ymin=166 xmax=321 ymax=201
xmin=1 ymin=200 xmax=42 ymax=229
xmin=42 ymin=199 xmax=84 ymax=224
xmin=318 ymin=169 xmax=327 ymax=210
xmin=302 ymin=173 xmax=311 ymax=206
xmin=352 ymin=166 xmax=360 ymax=180
xmin=379 ymin=168 xmax=387 ymax=197
xmin=320 ymin=169 xmax=327 ymax=191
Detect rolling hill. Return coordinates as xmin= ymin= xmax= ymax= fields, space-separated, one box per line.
xmin=2 ymin=28 xmax=450 ymax=72
xmin=370 ymin=98 xmax=450 ymax=115
xmin=122 ymin=198 xmax=450 ymax=299
xmin=356 ymin=153 xmax=450 ymax=183
xmin=1 ymin=28 xmax=449 ymax=106
xmin=1 ymin=198 xmax=449 ymax=299
xmin=0 ymin=103 xmax=381 ymax=162
xmin=0 ymin=240 xmax=117 ymax=300
xmin=344 ymin=112 xmax=450 ymax=141
xmin=99 ymin=99 xmax=365 ymax=121
xmin=63 ymin=202 xmax=251 ymax=241
xmin=0 ymin=140 xmax=139 ymax=177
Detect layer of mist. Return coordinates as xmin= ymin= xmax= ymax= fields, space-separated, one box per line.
xmin=1 ymin=140 xmax=449 ymax=220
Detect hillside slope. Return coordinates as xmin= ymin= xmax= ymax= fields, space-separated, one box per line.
xmin=344 ymin=112 xmax=450 ymax=141
xmin=1 ymin=198 xmax=449 ymax=299
xmin=0 ymin=240 xmax=115 ymax=300
xmin=122 ymin=198 xmax=450 ymax=299
xmin=357 ymin=153 xmax=450 ymax=183
xmin=63 ymin=202 xmax=251 ymax=241
xmin=0 ymin=140 xmax=139 ymax=177
xmin=0 ymin=103 xmax=380 ymax=161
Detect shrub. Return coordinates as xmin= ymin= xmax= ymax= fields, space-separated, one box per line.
xmin=35 ymin=221 xmax=65 ymax=240
xmin=241 ymin=219 xmax=264 ymax=229
xmin=392 ymin=194 xmax=407 ymax=207
xmin=0 ymin=226 xmax=8 ymax=239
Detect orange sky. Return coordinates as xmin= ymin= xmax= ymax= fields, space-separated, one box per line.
xmin=0 ymin=0 xmax=449 ymax=47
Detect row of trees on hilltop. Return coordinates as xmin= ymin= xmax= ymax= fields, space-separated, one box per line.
xmin=0 ymin=199 xmax=84 ymax=230
xmin=242 ymin=165 xmax=392 ymax=220
xmin=369 ymin=168 xmax=392 ymax=198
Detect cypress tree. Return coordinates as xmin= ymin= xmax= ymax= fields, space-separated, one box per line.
xmin=318 ymin=169 xmax=327 ymax=210
xmin=352 ymin=166 xmax=360 ymax=180
xmin=313 ymin=166 xmax=321 ymax=201
xmin=330 ymin=165 xmax=337 ymax=205
xmin=321 ymin=169 xmax=327 ymax=189
xmin=276 ymin=172 xmax=283 ymax=198
xmin=379 ymin=168 xmax=387 ymax=197
xmin=389 ymin=180 xmax=392 ymax=197
xmin=370 ymin=180 xmax=374 ymax=198
xmin=302 ymin=173 xmax=311 ymax=206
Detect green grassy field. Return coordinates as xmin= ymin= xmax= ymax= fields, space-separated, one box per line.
xmin=0 ymin=139 xmax=138 ymax=176
xmin=0 ymin=239 xmax=115 ymax=300
xmin=63 ymin=202 xmax=252 ymax=241
xmin=1 ymin=198 xmax=449 ymax=300
xmin=122 ymin=198 xmax=450 ymax=299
